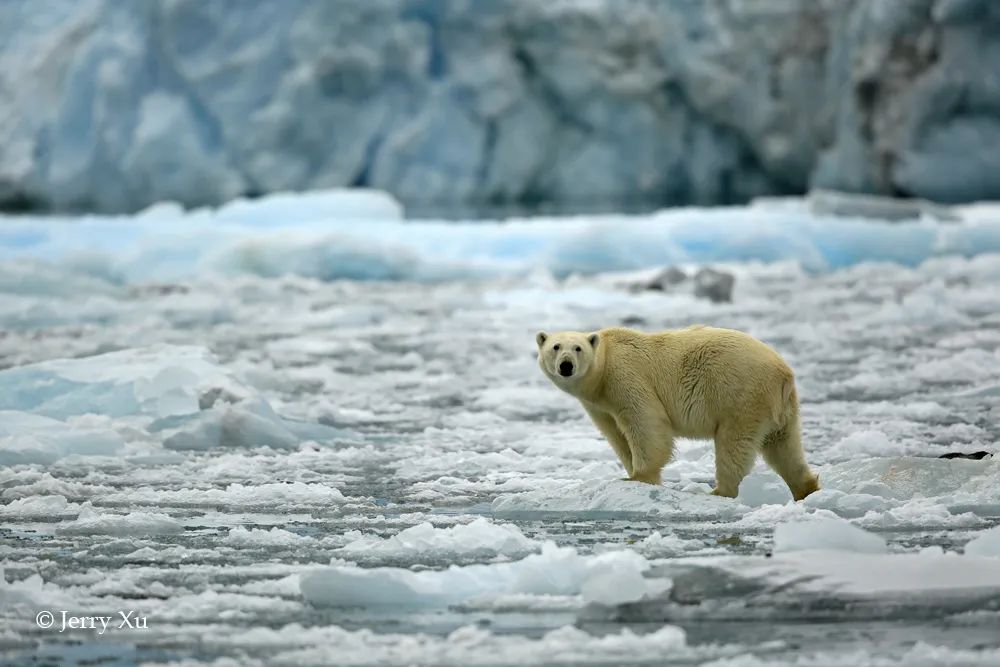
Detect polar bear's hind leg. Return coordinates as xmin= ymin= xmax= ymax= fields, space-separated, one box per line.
xmin=761 ymin=417 xmax=819 ymax=501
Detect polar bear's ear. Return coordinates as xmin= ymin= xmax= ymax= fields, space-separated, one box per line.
xmin=588 ymin=332 xmax=600 ymax=349
xmin=535 ymin=331 xmax=548 ymax=348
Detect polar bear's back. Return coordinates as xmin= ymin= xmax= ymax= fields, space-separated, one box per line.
xmin=598 ymin=326 xmax=795 ymax=438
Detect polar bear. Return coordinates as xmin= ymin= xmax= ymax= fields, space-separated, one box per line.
xmin=536 ymin=326 xmax=819 ymax=500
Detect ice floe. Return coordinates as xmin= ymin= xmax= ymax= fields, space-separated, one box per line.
xmin=301 ymin=543 xmax=662 ymax=608
xmin=4 ymin=195 xmax=1000 ymax=283
xmin=772 ymin=517 xmax=888 ymax=554
xmin=965 ymin=526 xmax=1000 ymax=558
xmin=336 ymin=518 xmax=539 ymax=561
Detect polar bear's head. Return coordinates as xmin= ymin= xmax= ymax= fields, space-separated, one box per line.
xmin=536 ymin=330 xmax=600 ymax=388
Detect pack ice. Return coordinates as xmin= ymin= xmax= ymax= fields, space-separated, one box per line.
xmin=3 ymin=188 xmax=1000 ymax=665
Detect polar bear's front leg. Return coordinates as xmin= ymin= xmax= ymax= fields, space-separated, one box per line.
xmin=615 ymin=409 xmax=673 ymax=485
xmin=585 ymin=406 xmax=633 ymax=476
xmin=711 ymin=422 xmax=762 ymax=498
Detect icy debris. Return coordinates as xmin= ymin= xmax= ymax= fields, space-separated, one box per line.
xmin=854 ymin=498 xmax=982 ymax=529
xmin=301 ymin=543 xmax=665 ymax=608
xmin=0 ymin=495 xmax=81 ymax=519
xmin=802 ymin=489 xmax=889 ymax=517
xmin=54 ymin=505 xmax=183 ymax=536
xmin=193 ymin=623 xmax=693 ymax=667
xmin=702 ymin=642 xmax=1000 ymax=667
xmin=491 ymin=478 xmax=740 ymax=519
xmin=773 ymin=517 xmax=888 ymax=554
xmin=965 ymin=526 xmax=1000 ymax=557
xmin=337 ymin=518 xmax=539 ymax=560
xmin=0 ymin=471 xmax=109 ymax=500
xmin=104 ymin=482 xmax=347 ymax=508
xmin=225 ymin=526 xmax=314 ymax=547
xmin=0 ymin=571 xmax=77 ymax=611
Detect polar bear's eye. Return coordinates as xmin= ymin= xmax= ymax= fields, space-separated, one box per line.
xmin=574 ymin=345 xmax=582 ymax=352
xmin=553 ymin=344 xmax=560 ymax=351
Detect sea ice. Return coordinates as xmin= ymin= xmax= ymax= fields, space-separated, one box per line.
xmin=0 ymin=345 xmax=246 ymax=419
xmin=491 ymin=478 xmax=741 ymax=519
xmin=224 ymin=527 xmax=314 ymax=548
xmin=102 ymin=482 xmax=347 ymax=509
xmin=0 ymin=411 xmax=125 ymax=464
xmin=772 ymin=517 xmax=888 ymax=554
xmin=4 ymin=195 xmax=1000 ymax=283
xmin=301 ymin=543 xmax=663 ymax=608
xmin=965 ymin=526 xmax=1000 ymax=558
xmin=336 ymin=518 xmax=539 ymax=561
xmin=54 ymin=505 xmax=184 ymax=536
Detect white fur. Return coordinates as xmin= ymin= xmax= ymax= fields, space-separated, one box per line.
xmin=537 ymin=326 xmax=820 ymax=499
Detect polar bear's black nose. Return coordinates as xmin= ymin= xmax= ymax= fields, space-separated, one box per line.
xmin=559 ymin=360 xmax=574 ymax=377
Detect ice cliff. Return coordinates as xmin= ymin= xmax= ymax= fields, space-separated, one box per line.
xmin=2 ymin=0 xmax=999 ymax=213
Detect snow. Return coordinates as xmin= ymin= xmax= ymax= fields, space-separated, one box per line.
xmin=772 ymin=517 xmax=888 ymax=554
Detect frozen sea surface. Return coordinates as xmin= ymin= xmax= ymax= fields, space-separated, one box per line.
xmin=2 ymin=191 xmax=1000 ymax=666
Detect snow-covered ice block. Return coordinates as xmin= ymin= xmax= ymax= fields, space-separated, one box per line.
xmin=0 ymin=411 xmax=125 ymax=465
xmin=965 ymin=526 xmax=1000 ymax=558
xmin=162 ymin=398 xmax=300 ymax=450
xmin=0 ymin=345 xmax=246 ymax=419
xmin=337 ymin=518 xmax=539 ymax=560
xmin=54 ymin=505 xmax=183 ymax=536
xmin=773 ymin=517 xmax=888 ymax=554
xmin=736 ymin=472 xmax=792 ymax=507
xmin=225 ymin=526 xmax=313 ymax=548
xmin=301 ymin=543 xmax=664 ymax=608
xmin=0 ymin=495 xmax=81 ymax=519
xmin=491 ymin=478 xmax=742 ymax=519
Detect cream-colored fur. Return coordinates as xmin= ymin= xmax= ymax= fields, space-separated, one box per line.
xmin=536 ymin=326 xmax=819 ymax=500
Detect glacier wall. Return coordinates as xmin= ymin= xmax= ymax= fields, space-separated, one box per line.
xmin=2 ymin=0 xmax=1000 ymax=214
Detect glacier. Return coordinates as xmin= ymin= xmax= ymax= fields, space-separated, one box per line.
xmin=2 ymin=189 xmax=1000 ymax=665
xmin=3 ymin=1 xmax=1000 ymax=213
